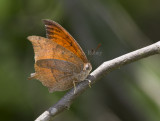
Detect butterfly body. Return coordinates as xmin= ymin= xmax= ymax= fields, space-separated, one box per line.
xmin=28 ymin=20 xmax=92 ymax=92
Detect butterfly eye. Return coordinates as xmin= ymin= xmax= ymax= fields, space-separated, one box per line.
xmin=84 ymin=63 xmax=91 ymax=71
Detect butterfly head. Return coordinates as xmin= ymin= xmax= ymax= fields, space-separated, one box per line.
xmin=83 ymin=63 xmax=92 ymax=72
xmin=77 ymin=63 xmax=91 ymax=82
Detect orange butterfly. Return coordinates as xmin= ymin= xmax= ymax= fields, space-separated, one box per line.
xmin=28 ymin=19 xmax=92 ymax=92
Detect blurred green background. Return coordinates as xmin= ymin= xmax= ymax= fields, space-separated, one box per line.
xmin=1 ymin=0 xmax=160 ymax=121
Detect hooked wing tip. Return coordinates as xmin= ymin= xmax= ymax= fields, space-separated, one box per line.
xmin=27 ymin=36 xmax=37 ymax=41
xmin=27 ymin=36 xmax=45 ymax=42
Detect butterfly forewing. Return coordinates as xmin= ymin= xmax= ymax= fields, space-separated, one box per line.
xmin=28 ymin=36 xmax=83 ymax=67
xmin=43 ymin=19 xmax=89 ymax=63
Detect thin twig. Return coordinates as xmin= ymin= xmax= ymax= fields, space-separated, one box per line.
xmin=35 ymin=41 xmax=160 ymax=121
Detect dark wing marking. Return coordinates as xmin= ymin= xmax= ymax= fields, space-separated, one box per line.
xmin=36 ymin=59 xmax=79 ymax=73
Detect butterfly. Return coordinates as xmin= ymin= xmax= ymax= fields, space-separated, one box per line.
xmin=27 ymin=19 xmax=92 ymax=93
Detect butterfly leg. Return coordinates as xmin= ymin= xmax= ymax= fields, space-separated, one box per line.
xmin=85 ymin=79 xmax=92 ymax=88
xmin=73 ymin=81 xmax=77 ymax=94
xmin=73 ymin=79 xmax=79 ymax=94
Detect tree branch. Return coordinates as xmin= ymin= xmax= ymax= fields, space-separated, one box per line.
xmin=35 ymin=41 xmax=160 ymax=121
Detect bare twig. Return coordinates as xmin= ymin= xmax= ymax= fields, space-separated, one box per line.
xmin=35 ymin=41 xmax=160 ymax=121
